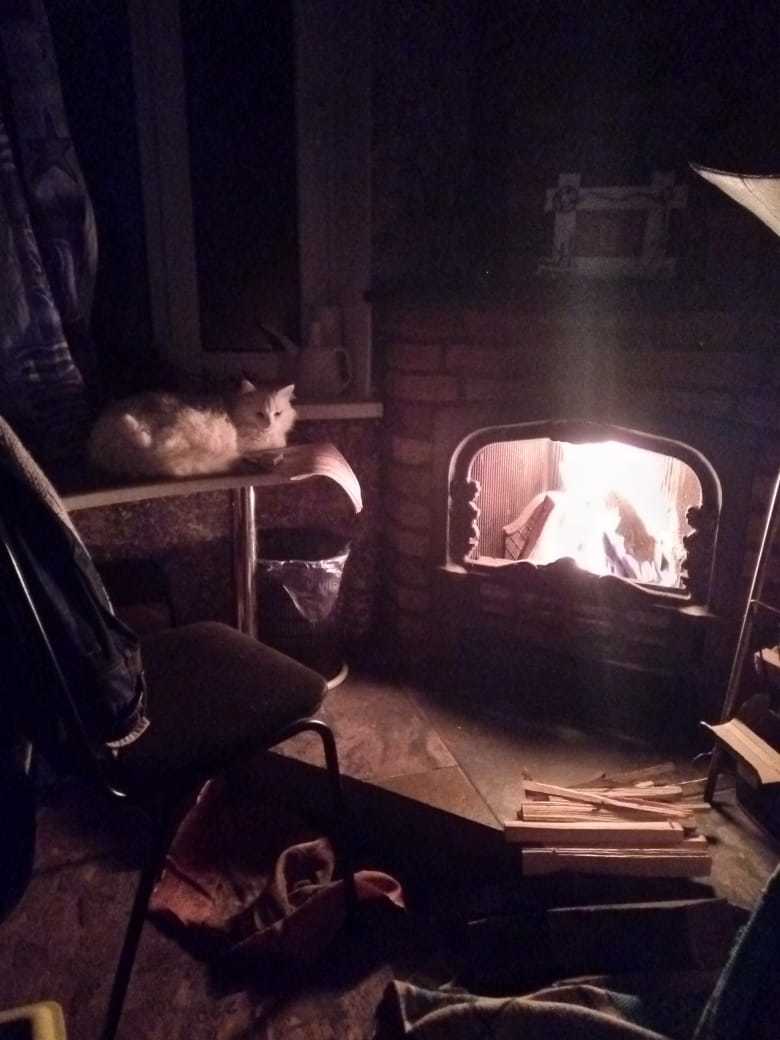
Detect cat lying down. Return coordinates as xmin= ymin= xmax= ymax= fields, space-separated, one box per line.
xmin=87 ymin=380 xmax=296 ymax=478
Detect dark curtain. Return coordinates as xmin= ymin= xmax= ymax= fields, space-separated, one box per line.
xmin=0 ymin=0 xmax=96 ymax=463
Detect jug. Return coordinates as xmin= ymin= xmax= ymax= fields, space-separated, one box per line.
xmin=296 ymin=315 xmax=352 ymax=398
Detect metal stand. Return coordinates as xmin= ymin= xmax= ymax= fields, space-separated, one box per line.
xmin=706 ymin=471 xmax=780 ymax=802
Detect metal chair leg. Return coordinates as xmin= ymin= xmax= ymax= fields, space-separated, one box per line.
xmin=102 ymin=719 xmax=355 ymax=1040
xmin=275 ymin=718 xmax=357 ymax=915
xmin=100 ymin=807 xmax=180 ymax=1040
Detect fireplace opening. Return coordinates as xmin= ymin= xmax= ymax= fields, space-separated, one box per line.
xmin=473 ymin=438 xmax=701 ymax=589
xmin=448 ymin=420 xmax=721 ymax=604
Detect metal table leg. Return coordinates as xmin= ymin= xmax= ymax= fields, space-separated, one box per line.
xmin=232 ymin=485 xmax=258 ymax=638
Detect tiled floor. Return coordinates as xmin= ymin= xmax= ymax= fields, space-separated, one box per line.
xmin=1 ymin=665 xmax=777 ymax=1038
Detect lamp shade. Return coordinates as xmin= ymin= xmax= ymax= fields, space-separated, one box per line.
xmin=691 ymin=164 xmax=780 ymax=240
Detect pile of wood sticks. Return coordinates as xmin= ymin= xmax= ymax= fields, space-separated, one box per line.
xmin=504 ymin=762 xmax=713 ymax=877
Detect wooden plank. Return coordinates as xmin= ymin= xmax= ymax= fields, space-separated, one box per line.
xmin=545 ymin=837 xmax=707 ymax=853
xmin=678 ymin=777 xmax=733 ymax=798
xmin=594 ymin=785 xmax=683 ymax=802
xmin=520 ymin=781 xmax=689 ymax=819
xmin=526 ymin=783 xmax=684 ymax=801
xmin=520 ymin=804 xmax=603 ymax=820
xmin=702 ymin=719 xmax=780 ymax=786
xmin=518 ymin=804 xmax=700 ymax=832
xmin=522 ymin=802 xmax=698 ymax=827
xmin=504 ymin=820 xmax=686 ymax=847
xmin=522 ymin=846 xmax=711 ymax=878
xmin=544 ymin=795 xmax=699 ymax=813
xmin=576 ymin=762 xmax=676 ymax=788
xmin=523 ymin=837 xmax=709 ymax=856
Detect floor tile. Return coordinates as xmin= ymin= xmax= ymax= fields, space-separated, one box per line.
xmin=279 ymin=674 xmax=456 ymax=781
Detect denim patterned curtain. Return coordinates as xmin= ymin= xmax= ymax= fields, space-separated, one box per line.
xmin=0 ymin=0 xmax=96 ymax=463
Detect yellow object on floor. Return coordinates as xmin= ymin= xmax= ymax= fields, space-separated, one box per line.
xmin=0 ymin=1002 xmax=66 ymax=1039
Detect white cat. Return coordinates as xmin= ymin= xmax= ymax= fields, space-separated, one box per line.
xmin=87 ymin=380 xmax=297 ymax=478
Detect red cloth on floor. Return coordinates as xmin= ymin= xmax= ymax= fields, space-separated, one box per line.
xmin=149 ymin=777 xmax=404 ymax=965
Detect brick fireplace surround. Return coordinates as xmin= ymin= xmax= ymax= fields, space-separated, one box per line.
xmin=378 ymin=303 xmax=780 ymax=746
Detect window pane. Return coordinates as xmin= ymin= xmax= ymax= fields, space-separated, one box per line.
xmin=181 ymin=0 xmax=300 ymax=353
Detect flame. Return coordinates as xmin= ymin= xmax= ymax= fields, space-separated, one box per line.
xmin=524 ymin=440 xmax=690 ymax=585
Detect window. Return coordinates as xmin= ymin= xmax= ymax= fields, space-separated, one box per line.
xmin=128 ymin=0 xmax=372 ymax=395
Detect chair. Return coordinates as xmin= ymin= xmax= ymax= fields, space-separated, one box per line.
xmin=0 ymin=426 xmax=355 ymax=1040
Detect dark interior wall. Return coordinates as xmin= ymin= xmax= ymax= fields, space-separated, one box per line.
xmin=372 ymin=0 xmax=478 ymax=294
xmin=181 ymin=0 xmax=300 ymax=351
xmin=46 ymin=0 xmax=155 ymax=396
xmin=372 ymin=0 xmax=780 ymax=310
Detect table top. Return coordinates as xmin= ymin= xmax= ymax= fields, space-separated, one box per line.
xmin=60 ymin=442 xmax=362 ymax=513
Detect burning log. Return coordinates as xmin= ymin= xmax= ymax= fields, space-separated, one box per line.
xmin=503 ymin=492 xmax=556 ymax=560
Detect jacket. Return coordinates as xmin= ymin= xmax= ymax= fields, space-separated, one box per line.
xmin=0 ymin=416 xmax=148 ymax=753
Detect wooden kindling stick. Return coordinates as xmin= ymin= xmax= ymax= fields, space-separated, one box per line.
xmin=518 ymin=803 xmax=700 ymax=831
xmin=521 ymin=780 xmax=691 ymax=819
xmin=575 ymin=762 xmax=677 ymax=788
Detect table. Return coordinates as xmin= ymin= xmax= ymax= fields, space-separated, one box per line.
xmin=61 ymin=443 xmax=362 ymax=640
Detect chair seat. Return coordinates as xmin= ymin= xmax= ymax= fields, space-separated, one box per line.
xmin=115 ymin=621 xmax=327 ymax=792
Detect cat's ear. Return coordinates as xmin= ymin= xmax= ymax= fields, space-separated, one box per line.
xmin=278 ymin=384 xmax=296 ymax=401
xmin=239 ymin=378 xmax=257 ymax=394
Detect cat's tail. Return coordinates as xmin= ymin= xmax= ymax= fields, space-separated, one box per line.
xmin=87 ymin=410 xmax=155 ymax=476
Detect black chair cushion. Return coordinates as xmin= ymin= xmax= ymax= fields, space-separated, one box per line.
xmin=115 ymin=622 xmax=326 ymax=791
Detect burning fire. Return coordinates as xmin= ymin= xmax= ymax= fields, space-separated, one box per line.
xmin=521 ymin=440 xmax=690 ymax=586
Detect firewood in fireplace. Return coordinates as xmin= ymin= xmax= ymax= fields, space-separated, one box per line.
xmin=604 ymin=491 xmax=670 ymax=582
xmin=606 ymin=491 xmax=657 ymax=564
xmin=602 ymin=529 xmax=639 ymax=579
xmin=503 ymin=492 xmax=555 ymax=560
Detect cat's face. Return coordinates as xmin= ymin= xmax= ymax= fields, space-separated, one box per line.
xmin=230 ymin=380 xmax=297 ymax=442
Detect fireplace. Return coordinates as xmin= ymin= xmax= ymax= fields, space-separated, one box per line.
xmin=451 ymin=420 xmax=716 ymax=598
xmin=379 ymin=303 xmax=780 ymax=745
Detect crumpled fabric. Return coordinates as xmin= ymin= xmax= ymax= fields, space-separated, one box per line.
xmin=149 ymin=776 xmax=404 ymax=966
xmin=378 ymin=980 xmax=671 ymax=1040
xmin=0 ymin=0 xmax=95 ymax=460
xmin=381 ymin=862 xmax=780 ymax=1039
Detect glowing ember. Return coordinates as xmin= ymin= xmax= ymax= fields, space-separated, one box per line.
xmin=515 ymin=440 xmax=695 ymax=586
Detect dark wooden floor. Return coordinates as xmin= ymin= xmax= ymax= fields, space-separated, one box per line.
xmin=1 ymin=666 xmax=778 ymax=1039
